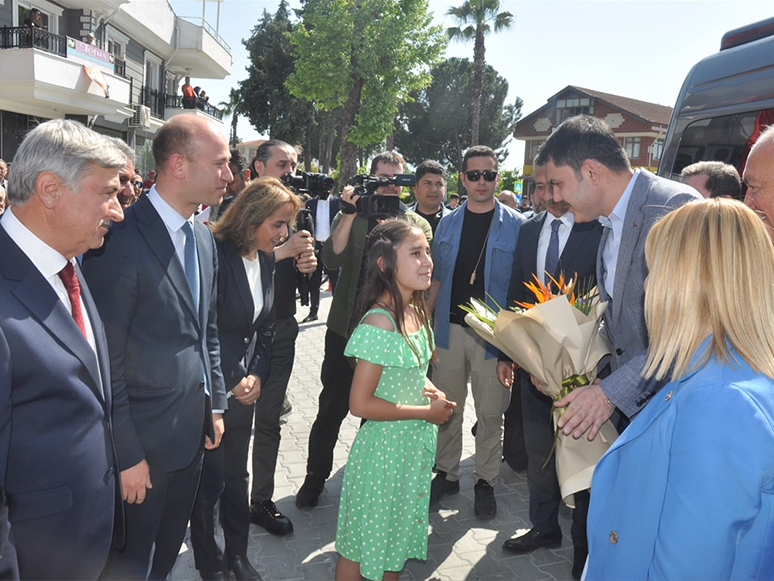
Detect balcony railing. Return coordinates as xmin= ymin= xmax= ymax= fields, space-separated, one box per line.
xmin=178 ymin=16 xmax=231 ymax=52
xmin=114 ymin=57 xmax=127 ymax=79
xmin=166 ymin=93 xmax=224 ymax=120
xmin=140 ymin=86 xmax=165 ymax=119
xmin=0 ymin=26 xmax=66 ymax=57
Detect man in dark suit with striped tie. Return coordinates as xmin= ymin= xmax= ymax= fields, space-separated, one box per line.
xmin=0 ymin=119 xmax=126 ymax=579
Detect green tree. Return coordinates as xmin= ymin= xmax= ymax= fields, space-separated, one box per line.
xmin=393 ymin=57 xmax=522 ymax=170
xmin=288 ymin=0 xmax=446 ymax=185
xmin=447 ymin=0 xmax=513 ymax=145
xmin=218 ymin=87 xmax=243 ymax=147
xmin=240 ymin=0 xmax=314 ymax=145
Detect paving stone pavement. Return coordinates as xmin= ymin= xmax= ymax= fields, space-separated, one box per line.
xmin=170 ymin=293 xmax=576 ymax=581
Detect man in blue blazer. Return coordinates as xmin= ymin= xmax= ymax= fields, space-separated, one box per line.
xmin=83 ymin=114 xmax=229 ymax=580
xmin=0 ymin=119 xmax=126 ymax=579
xmin=498 ymin=161 xmax=603 ymax=578
xmin=535 ymin=115 xmax=700 ymax=439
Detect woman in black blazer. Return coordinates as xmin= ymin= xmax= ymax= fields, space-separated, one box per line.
xmin=191 ymin=178 xmax=301 ymax=581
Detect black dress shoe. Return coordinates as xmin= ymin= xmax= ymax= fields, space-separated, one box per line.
xmin=250 ymin=500 xmax=294 ymax=535
xmin=296 ymin=475 xmax=325 ymax=509
xmin=429 ymin=470 xmax=460 ymax=505
xmin=473 ymin=479 xmax=496 ymax=519
xmin=230 ymin=555 xmax=262 ymax=581
xmin=301 ymin=312 xmax=318 ymax=323
xmin=199 ymin=570 xmax=231 ymax=581
xmin=502 ymin=528 xmax=563 ymax=554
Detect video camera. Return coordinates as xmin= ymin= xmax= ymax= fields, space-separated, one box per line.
xmin=281 ymin=172 xmax=335 ymax=197
xmin=348 ymin=174 xmax=416 ymax=218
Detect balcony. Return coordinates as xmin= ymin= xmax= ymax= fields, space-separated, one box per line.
xmin=138 ymin=85 xmax=223 ymax=127
xmin=166 ymin=16 xmax=231 ymax=79
xmin=0 ymin=28 xmax=132 ymax=120
xmin=166 ymin=93 xmax=223 ymax=120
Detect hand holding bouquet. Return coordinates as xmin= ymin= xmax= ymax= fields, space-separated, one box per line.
xmin=461 ymin=274 xmax=618 ymax=507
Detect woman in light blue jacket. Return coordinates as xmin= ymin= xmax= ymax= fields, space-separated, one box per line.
xmin=585 ymin=198 xmax=774 ymax=580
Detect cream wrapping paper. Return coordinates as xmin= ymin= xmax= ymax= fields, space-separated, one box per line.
xmin=465 ymin=295 xmax=618 ymax=507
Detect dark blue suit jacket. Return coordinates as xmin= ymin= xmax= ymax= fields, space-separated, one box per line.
xmin=215 ymin=240 xmax=276 ymax=390
xmin=500 ymin=211 xmax=603 ymax=361
xmin=83 ymin=194 xmax=226 ymax=473
xmin=0 ymin=226 xmax=120 ymax=580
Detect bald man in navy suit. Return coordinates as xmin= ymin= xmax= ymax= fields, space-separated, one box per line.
xmin=84 ymin=115 xmax=229 ymax=579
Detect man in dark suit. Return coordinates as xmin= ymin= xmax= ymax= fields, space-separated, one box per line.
xmin=83 ymin=114 xmax=229 ymax=580
xmin=499 ymin=161 xmax=603 ymax=579
xmin=303 ymin=189 xmax=340 ymax=323
xmin=0 ymin=119 xmax=126 ymax=579
xmin=536 ymin=115 xmax=699 ymax=441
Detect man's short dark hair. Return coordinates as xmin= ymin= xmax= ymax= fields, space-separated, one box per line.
xmin=369 ymin=151 xmax=405 ymax=175
xmin=229 ymin=149 xmax=246 ymax=172
xmin=250 ymin=139 xmax=292 ymax=175
xmin=462 ymin=145 xmax=497 ymax=172
xmin=680 ymin=161 xmax=742 ymax=199
xmin=152 ymin=122 xmax=197 ymax=170
xmin=535 ymin=115 xmax=630 ymax=175
xmin=415 ymin=160 xmax=445 ymax=183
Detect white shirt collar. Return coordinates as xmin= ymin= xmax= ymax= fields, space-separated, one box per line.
xmin=148 ymin=185 xmax=193 ymax=232
xmin=599 ymin=169 xmax=641 ymax=228
xmin=1 ymin=207 xmax=68 ymax=277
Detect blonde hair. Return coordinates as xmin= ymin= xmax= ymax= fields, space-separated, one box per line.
xmin=642 ymin=198 xmax=774 ymax=381
xmin=211 ymin=177 xmax=300 ymax=255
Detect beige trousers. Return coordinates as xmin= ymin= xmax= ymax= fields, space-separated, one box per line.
xmin=432 ymin=323 xmax=511 ymax=486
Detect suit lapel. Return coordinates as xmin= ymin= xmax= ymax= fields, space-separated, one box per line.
xmin=134 ymin=196 xmax=200 ymax=325
xmin=76 ymin=261 xmax=111 ymax=408
xmin=525 ymin=213 xmax=544 ymax=277
xmin=612 ymin=173 xmax=649 ymax=321
xmin=1 ymin=232 xmax=105 ymax=403
xmin=229 ymin=247 xmax=255 ymax=326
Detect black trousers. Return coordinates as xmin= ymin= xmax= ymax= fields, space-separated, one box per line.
xmin=502 ymin=375 xmax=528 ymax=469
xmin=306 ymin=330 xmax=353 ymax=480
xmin=190 ymin=398 xmax=255 ymax=572
xmin=103 ymin=450 xmax=204 ymax=580
xmin=519 ymin=369 xmax=588 ymax=548
xmin=251 ymin=317 xmax=299 ymax=503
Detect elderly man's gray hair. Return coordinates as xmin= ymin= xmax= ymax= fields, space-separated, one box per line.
xmin=8 ymin=119 xmax=127 ymax=205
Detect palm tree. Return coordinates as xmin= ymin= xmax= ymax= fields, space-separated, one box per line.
xmin=218 ymin=88 xmax=243 ymax=147
xmin=447 ymin=0 xmax=513 ymax=146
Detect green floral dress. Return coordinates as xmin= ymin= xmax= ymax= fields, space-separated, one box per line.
xmin=335 ymin=308 xmax=437 ymax=581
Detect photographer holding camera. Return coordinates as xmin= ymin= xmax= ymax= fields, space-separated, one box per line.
xmin=296 ymin=152 xmax=433 ymax=509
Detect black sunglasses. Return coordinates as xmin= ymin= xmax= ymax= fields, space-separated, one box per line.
xmin=463 ymin=169 xmax=498 ymax=182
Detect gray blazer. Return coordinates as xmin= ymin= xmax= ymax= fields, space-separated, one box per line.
xmin=598 ymin=170 xmax=700 ymax=418
xmin=83 ymin=195 xmax=227 ymax=473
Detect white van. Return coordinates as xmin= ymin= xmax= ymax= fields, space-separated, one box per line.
xmin=658 ymin=16 xmax=774 ymax=180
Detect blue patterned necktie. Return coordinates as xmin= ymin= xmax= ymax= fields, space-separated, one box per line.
xmin=545 ymin=218 xmax=561 ymax=283
xmin=181 ymin=221 xmax=199 ymax=312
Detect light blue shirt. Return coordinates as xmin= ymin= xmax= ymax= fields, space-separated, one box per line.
xmin=599 ymin=169 xmax=640 ymax=298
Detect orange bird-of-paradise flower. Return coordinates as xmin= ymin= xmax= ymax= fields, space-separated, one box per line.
xmin=514 ymin=273 xmax=577 ymax=310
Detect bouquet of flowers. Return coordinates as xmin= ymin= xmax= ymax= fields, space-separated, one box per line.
xmin=461 ymin=274 xmax=618 ymax=507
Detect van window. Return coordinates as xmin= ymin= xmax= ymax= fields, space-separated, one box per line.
xmin=668 ymin=108 xmax=774 ymax=178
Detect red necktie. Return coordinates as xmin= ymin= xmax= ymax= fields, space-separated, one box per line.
xmin=58 ymin=261 xmax=87 ymax=338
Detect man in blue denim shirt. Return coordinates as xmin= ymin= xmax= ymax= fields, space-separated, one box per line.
xmin=427 ymin=146 xmax=524 ymax=519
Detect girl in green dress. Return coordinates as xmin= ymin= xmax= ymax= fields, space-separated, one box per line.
xmin=335 ymin=220 xmax=457 ymax=581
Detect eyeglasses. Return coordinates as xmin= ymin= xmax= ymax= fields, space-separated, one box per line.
xmin=463 ymin=170 xmax=498 ymax=182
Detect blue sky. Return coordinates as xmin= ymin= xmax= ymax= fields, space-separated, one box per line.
xmin=169 ymin=0 xmax=773 ymax=170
